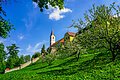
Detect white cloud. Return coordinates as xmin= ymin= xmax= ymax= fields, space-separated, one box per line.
xmin=33 ymin=2 xmax=38 ymax=8
xmin=47 ymin=6 xmax=72 ymax=20
xmin=22 ymin=7 xmax=39 ymax=31
xmin=0 ymin=38 xmax=16 ymax=45
xmin=26 ymin=40 xmax=48 ymax=54
xmin=26 ymin=44 xmax=32 ymax=51
xmin=34 ymin=40 xmax=47 ymax=49
xmin=18 ymin=34 xmax=24 ymax=40
xmin=22 ymin=18 xmax=33 ymax=31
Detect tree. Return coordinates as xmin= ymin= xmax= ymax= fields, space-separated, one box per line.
xmin=6 ymin=44 xmax=20 ymax=68
xmin=73 ymin=3 xmax=120 ymax=61
xmin=0 ymin=0 xmax=13 ymax=38
xmin=45 ymin=53 xmax=56 ymax=65
xmin=32 ymin=0 xmax=64 ymax=12
xmin=24 ymin=55 xmax=31 ymax=62
xmin=7 ymin=44 xmax=19 ymax=57
xmin=0 ymin=43 xmax=6 ymax=61
xmin=0 ymin=61 xmax=6 ymax=73
xmin=32 ymin=52 xmax=41 ymax=58
xmin=0 ymin=43 xmax=6 ymax=73
xmin=19 ymin=55 xmax=25 ymax=64
xmin=41 ymin=44 xmax=46 ymax=54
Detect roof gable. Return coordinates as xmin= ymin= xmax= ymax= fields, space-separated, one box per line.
xmin=67 ymin=32 xmax=76 ymax=37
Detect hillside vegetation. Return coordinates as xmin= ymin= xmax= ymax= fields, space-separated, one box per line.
xmin=0 ymin=3 xmax=120 ymax=80
xmin=0 ymin=51 xmax=120 ymax=80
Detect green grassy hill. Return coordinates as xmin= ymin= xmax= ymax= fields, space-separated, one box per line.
xmin=0 ymin=52 xmax=120 ymax=80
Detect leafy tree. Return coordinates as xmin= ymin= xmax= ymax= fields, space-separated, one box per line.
xmin=0 ymin=43 xmax=6 ymax=61
xmin=0 ymin=0 xmax=13 ymax=38
xmin=32 ymin=52 xmax=41 ymax=58
xmin=47 ymin=47 xmax=51 ymax=54
xmin=0 ymin=61 xmax=6 ymax=74
xmin=6 ymin=57 xmax=15 ymax=68
xmin=7 ymin=44 xmax=19 ymax=57
xmin=24 ymin=55 xmax=31 ymax=62
xmin=6 ymin=44 xmax=20 ymax=68
xmin=73 ymin=3 xmax=120 ymax=61
xmin=45 ymin=53 xmax=56 ymax=65
xmin=33 ymin=0 xmax=64 ymax=12
xmin=41 ymin=44 xmax=46 ymax=54
xmin=0 ymin=43 xmax=6 ymax=73
xmin=19 ymin=55 xmax=25 ymax=64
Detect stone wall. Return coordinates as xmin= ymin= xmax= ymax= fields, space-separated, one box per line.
xmin=5 ymin=57 xmax=40 ymax=73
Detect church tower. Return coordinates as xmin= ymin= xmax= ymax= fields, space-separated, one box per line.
xmin=50 ymin=30 xmax=55 ymax=46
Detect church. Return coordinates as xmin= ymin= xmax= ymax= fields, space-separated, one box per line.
xmin=48 ymin=30 xmax=76 ymax=53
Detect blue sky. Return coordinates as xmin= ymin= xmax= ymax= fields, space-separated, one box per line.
xmin=1 ymin=0 xmax=120 ymax=56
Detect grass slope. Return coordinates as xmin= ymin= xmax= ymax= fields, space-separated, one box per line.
xmin=0 ymin=52 xmax=120 ymax=80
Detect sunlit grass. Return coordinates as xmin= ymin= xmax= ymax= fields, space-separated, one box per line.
xmin=0 ymin=52 xmax=120 ymax=80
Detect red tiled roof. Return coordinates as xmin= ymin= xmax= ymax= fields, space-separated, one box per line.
xmin=50 ymin=38 xmax=64 ymax=47
xmin=67 ymin=32 xmax=76 ymax=37
xmin=50 ymin=32 xmax=75 ymax=48
xmin=5 ymin=68 xmax=10 ymax=71
xmin=59 ymin=38 xmax=64 ymax=43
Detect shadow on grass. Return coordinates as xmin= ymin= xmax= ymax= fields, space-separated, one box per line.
xmin=49 ymin=57 xmax=77 ymax=69
xmin=77 ymin=53 xmax=111 ymax=70
xmin=32 ymin=65 xmax=48 ymax=70
xmin=36 ymin=52 xmax=113 ymax=76
xmin=37 ymin=68 xmax=72 ymax=75
xmin=31 ymin=58 xmax=76 ymax=71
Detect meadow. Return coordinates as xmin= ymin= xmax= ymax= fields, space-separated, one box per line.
xmin=0 ymin=51 xmax=120 ymax=80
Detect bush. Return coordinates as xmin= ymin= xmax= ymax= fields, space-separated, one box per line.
xmin=24 ymin=55 xmax=31 ymax=62
xmin=0 ymin=61 xmax=6 ymax=74
xmin=32 ymin=52 xmax=41 ymax=58
xmin=44 ymin=53 xmax=56 ymax=65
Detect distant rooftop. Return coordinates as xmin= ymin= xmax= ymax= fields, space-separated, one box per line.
xmin=67 ymin=32 xmax=76 ymax=37
xmin=50 ymin=32 xmax=76 ymax=47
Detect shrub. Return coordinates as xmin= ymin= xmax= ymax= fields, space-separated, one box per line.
xmin=32 ymin=52 xmax=41 ymax=58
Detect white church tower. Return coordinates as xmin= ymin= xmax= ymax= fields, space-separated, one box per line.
xmin=50 ymin=30 xmax=55 ymax=46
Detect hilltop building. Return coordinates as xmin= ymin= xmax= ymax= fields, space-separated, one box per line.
xmin=48 ymin=30 xmax=76 ymax=53
xmin=50 ymin=30 xmax=56 ymax=46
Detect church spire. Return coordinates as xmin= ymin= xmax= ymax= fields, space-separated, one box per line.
xmin=50 ymin=29 xmax=55 ymax=46
xmin=51 ymin=30 xmax=54 ymax=35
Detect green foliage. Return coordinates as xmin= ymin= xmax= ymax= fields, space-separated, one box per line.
xmin=6 ymin=44 xmax=20 ymax=68
xmin=0 ymin=2 xmax=120 ymax=80
xmin=0 ymin=43 xmax=6 ymax=62
xmin=6 ymin=56 xmax=17 ymax=68
xmin=44 ymin=53 xmax=56 ymax=65
xmin=47 ymin=47 xmax=51 ymax=53
xmin=24 ymin=55 xmax=31 ymax=62
xmin=73 ymin=3 xmax=120 ymax=61
xmin=0 ymin=51 xmax=120 ymax=79
xmin=32 ymin=0 xmax=64 ymax=12
xmin=0 ymin=61 xmax=6 ymax=74
xmin=7 ymin=44 xmax=19 ymax=57
xmin=0 ymin=43 xmax=6 ymax=73
xmin=19 ymin=55 xmax=25 ymax=64
xmin=32 ymin=52 xmax=41 ymax=58
xmin=41 ymin=44 xmax=46 ymax=54
xmin=0 ymin=17 xmax=13 ymax=38
xmin=0 ymin=0 xmax=13 ymax=38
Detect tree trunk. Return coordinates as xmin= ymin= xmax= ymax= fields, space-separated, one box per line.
xmin=109 ymin=42 xmax=116 ymax=61
xmin=77 ymin=50 xmax=80 ymax=61
xmin=111 ymin=51 xmax=116 ymax=61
